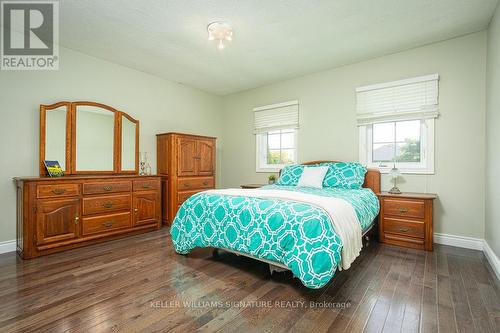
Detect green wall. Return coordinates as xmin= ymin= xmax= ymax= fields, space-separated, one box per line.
xmin=0 ymin=47 xmax=223 ymax=242
xmin=0 ymin=28 xmax=496 ymax=251
xmin=486 ymin=4 xmax=500 ymax=259
xmin=221 ymin=32 xmax=487 ymax=240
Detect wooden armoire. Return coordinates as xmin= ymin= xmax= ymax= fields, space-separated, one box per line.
xmin=156 ymin=133 xmax=216 ymax=225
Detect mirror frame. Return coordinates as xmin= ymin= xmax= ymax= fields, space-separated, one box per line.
xmin=39 ymin=102 xmax=72 ymax=176
xmin=117 ymin=111 xmax=139 ymax=174
xmin=39 ymin=101 xmax=139 ymax=176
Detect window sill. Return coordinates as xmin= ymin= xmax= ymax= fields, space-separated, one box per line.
xmin=256 ymin=167 xmax=282 ymax=173
xmin=375 ymin=168 xmax=435 ymax=175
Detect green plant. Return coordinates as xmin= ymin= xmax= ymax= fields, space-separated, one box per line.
xmin=268 ymin=174 xmax=277 ymax=181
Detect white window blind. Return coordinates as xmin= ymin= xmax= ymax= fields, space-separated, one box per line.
xmin=253 ymin=100 xmax=299 ymax=134
xmin=356 ymin=74 xmax=439 ymax=125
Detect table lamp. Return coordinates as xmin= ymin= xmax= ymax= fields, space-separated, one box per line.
xmin=388 ymin=164 xmax=402 ymax=194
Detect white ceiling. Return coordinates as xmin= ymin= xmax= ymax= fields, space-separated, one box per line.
xmin=59 ymin=0 xmax=499 ymax=95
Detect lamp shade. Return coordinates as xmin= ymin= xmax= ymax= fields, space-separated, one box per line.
xmin=389 ymin=166 xmax=401 ymax=178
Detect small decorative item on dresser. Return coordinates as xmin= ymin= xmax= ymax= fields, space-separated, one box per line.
xmin=240 ymin=184 xmax=266 ymax=189
xmin=377 ymin=191 xmax=437 ymax=251
xmin=388 ymin=164 xmax=402 ymax=194
xmin=268 ymin=174 xmax=277 ymax=184
xmin=43 ymin=160 xmax=64 ymax=177
xmin=139 ymin=152 xmax=149 ymax=175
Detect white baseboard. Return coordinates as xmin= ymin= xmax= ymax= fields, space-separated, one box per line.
xmin=433 ymin=233 xmax=499 ymax=282
xmin=0 ymin=239 xmax=16 ymax=254
xmin=483 ymin=241 xmax=500 ymax=281
xmin=434 ymin=233 xmax=484 ymax=250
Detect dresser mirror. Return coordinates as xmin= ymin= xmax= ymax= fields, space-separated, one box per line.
xmin=120 ymin=114 xmax=138 ymax=171
xmin=40 ymin=102 xmax=71 ymax=175
xmin=75 ymin=105 xmax=115 ymax=172
xmin=39 ymin=101 xmax=139 ymax=176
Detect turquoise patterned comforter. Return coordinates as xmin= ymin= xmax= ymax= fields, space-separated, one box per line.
xmin=170 ymin=186 xmax=379 ymax=289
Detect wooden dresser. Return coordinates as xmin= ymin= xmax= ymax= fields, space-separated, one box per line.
xmin=378 ymin=192 xmax=437 ymax=251
xmin=14 ymin=175 xmax=161 ymax=259
xmin=157 ymin=133 xmax=216 ymax=225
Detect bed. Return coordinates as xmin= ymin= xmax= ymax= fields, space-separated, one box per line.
xmin=170 ymin=161 xmax=381 ymax=289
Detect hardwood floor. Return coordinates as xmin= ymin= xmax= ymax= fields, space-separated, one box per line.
xmin=0 ymin=227 xmax=499 ymax=333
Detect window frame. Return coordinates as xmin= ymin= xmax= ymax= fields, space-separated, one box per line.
xmin=359 ymin=118 xmax=435 ymax=174
xmin=256 ymin=128 xmax=298 ymax=172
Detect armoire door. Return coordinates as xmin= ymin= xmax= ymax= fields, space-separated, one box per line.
xmin=196 ymin=139 xmax=215 ymax=176
xmin=36 ymin=198 xmax=80 ymax=246
xmin=133 ymin=193 xmax=157 ymax=226
xmin=177 ymin=137 xmax=197 ymax=176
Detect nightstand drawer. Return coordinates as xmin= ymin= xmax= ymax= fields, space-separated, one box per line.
xmin=384 ymin=198 xmax=425 ymax=219
xmin=383 ymin=217 xmax=424 ymax=239
xmin=384 ymin=233 xmax=425 ymax=248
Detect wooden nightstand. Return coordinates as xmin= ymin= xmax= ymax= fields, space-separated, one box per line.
xmin=377 ymin=192 xmax=437 ymax=251
xmin=240 ymin=184 xmax=267 ymax=189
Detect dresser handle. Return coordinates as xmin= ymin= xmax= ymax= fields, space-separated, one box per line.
xmin=102 ymin=202 xmax=113 ymax=208
xmin=183 ymin=183 xmax=190 ymax=188
xmin=398 ymin=207 xmax=409 ymax=213
xmin=74 ymin=215 xmax=79 ymax=224
xmin=103 ymin=185 xmax=113 ymax=191
xmin=52 ymin=189 xmax=66 ymax=195
xmin=142 ymin=183 xmax=151 ymax=189
xmin=202 ymin=181 xmax=209 ymax=186
xmin=102 ymin=221 xmax=114 ymax=228
xmin=398 ymin=227 xmax=409 ymax=232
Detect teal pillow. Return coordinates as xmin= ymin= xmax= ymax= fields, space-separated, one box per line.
xmin=320 ymin=162 xmax=367 ymax=189
xmin=276 ymin=164 xmax=304 ymax=186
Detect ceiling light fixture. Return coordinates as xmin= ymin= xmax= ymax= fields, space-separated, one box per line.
xmin=207 ymin=21 xmax=233 ymax=50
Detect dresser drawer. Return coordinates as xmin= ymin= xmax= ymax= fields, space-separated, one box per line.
xmin=37 ymin=184 xmax=80 ymax=198
xmin=383 ymin=198 xmax=425 ymax=219
xmin=178 ymin=190 xmax=205 ymax=205
xmin=133 ymin=179 xmax=160 ymax=192
xmin=383 ymin=217 xmax=425 ymax=239
xmin=82 ymin=212 xmax=131 ymax=236
xmin=178 ymin=177 xmax=214 ymax=191
xmin=82 ymin=194 xmax=131 ymax=215
xmin=83 ymin=181 xmax=131 ymax=195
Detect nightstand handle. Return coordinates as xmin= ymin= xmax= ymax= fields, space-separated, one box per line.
xmin=399 ymin=227 xmax=409 ymax=232
xmin=398 ymin=207 xmax=409 ymax=213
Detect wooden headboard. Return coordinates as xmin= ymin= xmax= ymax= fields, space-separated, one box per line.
xmin=296 ymin=160 xmax=381 ymax=194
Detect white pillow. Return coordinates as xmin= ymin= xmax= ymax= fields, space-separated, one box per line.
xmin=297 ymin=166 xmax=328 ymax=188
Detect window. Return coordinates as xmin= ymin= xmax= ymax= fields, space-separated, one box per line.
xmin=254 ymin=100 xmax=299 ymax=172
xmin=357 ymin=74 xmax=439 ymax=174
xmin=256 ymin=129 xmax=297 ymax=172
xmin=373 ymin=120 xmax=421 ymax=163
